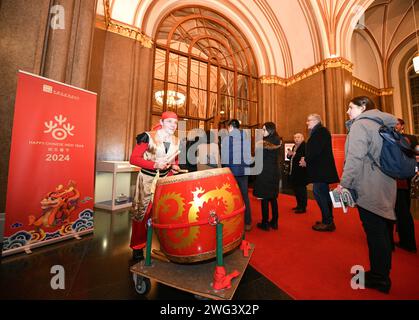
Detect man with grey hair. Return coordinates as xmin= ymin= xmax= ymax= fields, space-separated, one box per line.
xmin=287 ymin=132 xmax=308 ymax=213
xmin=300 ymin=114 xmax=339 ymax=231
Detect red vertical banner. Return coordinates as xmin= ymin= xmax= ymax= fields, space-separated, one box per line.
xmin=3 ymin=71 xmax=97 ymax=256
xmin=331 ymin=134 xmax=347 ymax=179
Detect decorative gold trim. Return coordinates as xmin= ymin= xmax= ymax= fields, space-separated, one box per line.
xmin=352 ymin=78 xmax=380 ymax=95
xmin=101 ymin=0 xmax=153 ymax=48
xmin=260 ymin=59 xmax=391 ymax=96
xmin=260 ymin=75 xmax=287 ymax=85
xmin=106 ymin=23 xmax=153 ymax=48
xmin=322 ymin=57 xmax=353 ymax=72
xmin=260 ymin=57 xmax=353 ymax=87
xmin=352 ymin=78 xmax=393 ymax=96
xmin=379 ymin=88 xmax=394 ymax=96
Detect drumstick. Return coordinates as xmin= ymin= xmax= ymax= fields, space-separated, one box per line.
xmin=165 ymin=150 xmax=180 ymax=163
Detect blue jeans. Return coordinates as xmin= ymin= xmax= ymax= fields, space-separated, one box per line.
xmin=235 ymin=175 xmax=251 ymax=225
xmin=312 ymin=182 xmax=333 ymax=225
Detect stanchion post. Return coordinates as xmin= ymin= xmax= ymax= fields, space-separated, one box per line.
xmin=216 ymin=222 xmax=223 ymax=266
xmin=145 ymin=218 xmax=153 ymax=266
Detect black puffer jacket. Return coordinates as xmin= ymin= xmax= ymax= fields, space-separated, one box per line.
xmin=253 ymin=134 xmax=282 ymax=199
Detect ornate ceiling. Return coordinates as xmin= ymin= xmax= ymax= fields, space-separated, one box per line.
xmin=97 ymin=0 xmax=417 ymax=84
xmin=352 ymin=0 xmax=419 ymax=87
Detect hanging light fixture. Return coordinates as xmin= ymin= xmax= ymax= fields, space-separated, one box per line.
xmin=154 ymin=90 xmax=186 ymax=107
xmin=412 ymin=0 xmax=419 ymax=73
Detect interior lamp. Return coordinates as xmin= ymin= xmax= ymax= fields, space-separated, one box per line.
xmin=154 ymin=90 xmax=186 ymax=106
xmin=413 ymin=0 xmax=419 ymax=73
xmin=413 ymin=54 xmax=419 ymax=73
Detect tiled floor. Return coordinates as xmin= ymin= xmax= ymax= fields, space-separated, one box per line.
xmin=0 ymin=209 xmax=291 ymax=300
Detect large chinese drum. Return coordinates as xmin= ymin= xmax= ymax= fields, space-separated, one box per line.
xmin=152 ymin=168 xmax=244 ymax=263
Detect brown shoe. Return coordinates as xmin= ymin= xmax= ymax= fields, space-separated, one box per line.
xmin=245 ymin=224 xmax=252 ymax=232
xmin=312 ymin=222 xmax=336 ymax=232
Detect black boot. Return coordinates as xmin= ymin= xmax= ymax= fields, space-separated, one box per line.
xmin=132 ymin=249 xmax=144 ymax=262
xmin=257 ymin=222 xmax=270 ymax=231
xmin=365 ymin=271 xmax=391 ymax=294
xmin=269 ymin=220 xmax=278 ymax=230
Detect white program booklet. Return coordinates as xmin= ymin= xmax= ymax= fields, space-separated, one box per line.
xmin=329 ymin=191 xmax=348 ymax=213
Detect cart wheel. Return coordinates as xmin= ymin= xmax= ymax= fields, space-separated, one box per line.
xmin=132 ymin=274 xmax=151 ymax=295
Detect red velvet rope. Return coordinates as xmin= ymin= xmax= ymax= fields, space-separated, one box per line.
xmin=152 ymin=206 xmax=245 ymax=229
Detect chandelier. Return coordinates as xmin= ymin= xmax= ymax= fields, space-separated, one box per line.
xmin=154 ymin=90 xmax=186 ymax=106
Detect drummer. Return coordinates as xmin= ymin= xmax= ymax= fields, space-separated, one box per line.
xmin=129 ymin=111 xmax=180 ymax=261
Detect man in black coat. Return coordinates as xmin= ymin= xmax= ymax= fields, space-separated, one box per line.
xmin=286 ymin=133 xmax=308 ymax=213
xmin=300 ymin=114 xmax=339 ymax=231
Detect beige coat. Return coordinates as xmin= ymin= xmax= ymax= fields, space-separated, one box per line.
xmin=340 ymin=109 xmax=397 ymax=220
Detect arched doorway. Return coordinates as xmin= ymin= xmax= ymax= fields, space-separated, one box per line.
xmin=151 ymin=6 xmax=259 ymax=131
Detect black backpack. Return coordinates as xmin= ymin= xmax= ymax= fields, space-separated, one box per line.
xmin=361 ymin=117 xmax=417 ymax=179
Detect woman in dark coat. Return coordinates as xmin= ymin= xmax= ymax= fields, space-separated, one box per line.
xmin=253 ymin=122 xmax=282 ymax=231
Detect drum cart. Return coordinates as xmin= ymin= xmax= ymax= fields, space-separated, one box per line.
xmin=130 ymin=244 xmax=254 ymax=299
xmin=130 ymin=217 xmax=254 ymax=300
xmin=130 ymin=168 xmax=253 ymax=299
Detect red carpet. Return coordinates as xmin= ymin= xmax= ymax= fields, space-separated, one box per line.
xmin=246 ymin=192 xmax=419 ymax=300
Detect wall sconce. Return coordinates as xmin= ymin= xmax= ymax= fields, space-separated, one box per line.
xmin=412 ymin=0 xmax=419 ymax=73
xmin=413 ymin=54 xmax=419 ymax=73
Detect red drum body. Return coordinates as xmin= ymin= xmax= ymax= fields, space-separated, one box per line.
xmin=152 ymin=168 xmax=244 ymax=263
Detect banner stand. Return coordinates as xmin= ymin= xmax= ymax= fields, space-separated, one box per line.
xmin=2 ymin=229 xmax=93 ymax=257
xmin=2 ymin=71 xmax=97 ymax=257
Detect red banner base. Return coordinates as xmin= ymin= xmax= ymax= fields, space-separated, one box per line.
xmin=240 ymin=240 xmax=251 ymax=257
xmin=212 ymin=265 xmax=240 ymax=290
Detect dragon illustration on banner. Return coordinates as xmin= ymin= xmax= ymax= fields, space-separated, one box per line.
xmin=29 ymin=180 xmax=80 ymax=229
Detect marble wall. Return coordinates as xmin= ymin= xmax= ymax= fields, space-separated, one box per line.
xmin=0 ymin=0 xmax=51 ymax=212
xmin=284 ymin=72 xmax=326 ymax=140
xmin=0 ymin=0 xmax=96 ymax=211
xmin=88 ymin=29 xmax=154 ymax=161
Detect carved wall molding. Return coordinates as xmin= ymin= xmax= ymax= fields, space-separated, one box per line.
xmin=260 ymin=57 xmax=353 ymax=87
xmin=352 ymin=77 xmax=393 ymax=96
xmin=259 ymin=76 xmax=287 ymax=85
xmin=100 ymin=0 xmax=153 ymax=48
xmin=260 ymin=58 xmax=392 ymax=97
